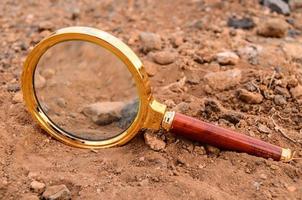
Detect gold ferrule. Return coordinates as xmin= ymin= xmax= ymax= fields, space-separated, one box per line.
xmin=161 ymin=111 xmax=175 ymax=131
xmin=280 ymin=148 xmax=293 ymax=162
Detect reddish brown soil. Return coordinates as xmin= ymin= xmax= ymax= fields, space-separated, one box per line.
xmin=0 ymin=0 xmax=302 ymax=199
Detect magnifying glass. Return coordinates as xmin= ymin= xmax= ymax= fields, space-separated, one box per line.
xmin=22 ymin=26 xmax=293 ymax=162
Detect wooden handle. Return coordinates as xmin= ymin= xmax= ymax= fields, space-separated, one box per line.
xmin=169 ymin=113 xmax=289 ymax=161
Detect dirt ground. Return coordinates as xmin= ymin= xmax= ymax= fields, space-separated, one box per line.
xmin=0 ymin=0 xmax=302 ymax=199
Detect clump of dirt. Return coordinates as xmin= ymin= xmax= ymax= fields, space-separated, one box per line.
xmin=0 ymin=0 xmax=301 ymax=199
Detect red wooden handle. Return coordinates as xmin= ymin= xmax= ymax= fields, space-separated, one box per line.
xmin=170 ymin=113 xmax=283 ymax=160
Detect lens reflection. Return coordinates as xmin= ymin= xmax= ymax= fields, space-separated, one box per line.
xmin=34 ymin=41 xmax=139 ymax=140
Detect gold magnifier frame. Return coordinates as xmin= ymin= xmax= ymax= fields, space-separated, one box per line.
xmin=22 ymin=26 xmax=167 ymax=149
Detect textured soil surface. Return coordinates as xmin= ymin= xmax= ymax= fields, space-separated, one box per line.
xmin=1 ymin=0 xmax=302 ymax=199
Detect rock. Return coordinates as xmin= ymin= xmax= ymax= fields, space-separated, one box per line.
xmin=274 ymin=95 xmax=287 ymax=105
xmin=253 ymin=181 xmax=261 ymax=190
xmin=173 ymin=102 xmax=189 ymax=113
xmin=35 ymin=74 xmax=46 ymax=89
xmin=194 ymin=146 xmax=207 ymax=155
xmin=227 ymin=17 xmax=255 ymax=29
xmin=42 ymin=69 xmax=56 ymax=79
xmin=144 ymin=61 xmax=157 ymax=77
xmin=216 ymin=51 xmax=239 ymax=65
xmin=152 ymin=51 xmax=177 ymax=65
xmin=204 ymin=69 xmax=242 ymax=90
xmin=82 ymin=101 xmax=125 ymax=125
xmin=287 ymin=76 xmax=299 ymax=88
xmin=237 ymin=45 xmax=262 ymax=65
xmin=30 ymin=180 xmax=46 ymax=194
xmin=257 ymin=18 xmax=288 ymax=38
xmin=283 ymin=42 xmax=302 ymax=61
xmin=42 ymin=185 xmax=71 ymax=200
xmin=257 ymin=124 xmax=271 ymax=134
xmin=20 ymin=194 xmax=40 ymax=200
xmin=70 ymin=7 xmax=80 ymax=20
xmin=290 ymin=85 xmax=302 ymax=99
xmin=287 ymin=185 xmax=297 ymax=192
xmin=205 ymin=145 xmax=220 ymax=156
xmin=144 ymin=131 xmax=166 ymax=151
xmin=55 ymin=98 xmax=66 ymax=108
xmin=12 ymin=92 xmax=23 ymax=104
xmin=38 ymin=21 xmax=54 ymax=32
xmin=221 ymin=112 xmax=242 ymax=124
xmin=260 ymin=173 xmax=268 ymax=180
xmin=237 ymin=89 xmax=263 ymax=104
xmin=262 ymin=0 xmax=291 ymax=15
xmin=186 ymin=71 xmax=200 ymax=85
xmin=139 ymin=32 xmax=161 ymax=52
xmin=118 ymin=99 xmax=139 ymax=129
xmin=274 ymin=86 xmax=290 ymax=97
xmin=7 ymin=83 xmax=20 ymax=92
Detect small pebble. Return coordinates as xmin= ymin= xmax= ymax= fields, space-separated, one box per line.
xmin=152 ymin=51 xmax=177 ymax=65
xmin=237 ymin=89 xmax=263 ymax=104
xmin=30 ymin=180 xmax=46 ymax=194
xmin=290 ymin=85 xmax=302 ymax=99
xmin=12 ymin=92 xmax=23 ymax=104
xmin=274 ymin=95 xmax=287 ymax=105
xmin=139 ymin=32 xmax=161 ymax=52
xmin=227 ymin=17 xmax=255 ymax=29
xmin=257 ymin=124 xmax=271 ymax=134
xmin=205 ymin=145 xmax=220 ymax=156
xmin=7 ymin=83 xmax=20 ymax=92
xmin=287 ymin=185 xmax=297 ymax=192
xmin=216 ymin=51 xmax=239 ymax=65
xmin=144 ymin=131 xmax=166 ymax=151
xmin=262 ymin=0 xmax=291 ymax=15
xmin=257 ymin=18 xmax=288 ymax=38
xmin=42 ymin=184 xmax=71 ymax=200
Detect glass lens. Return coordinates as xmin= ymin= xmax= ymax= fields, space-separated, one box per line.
xmin=34 ymin=40 xmax=139 ymax=140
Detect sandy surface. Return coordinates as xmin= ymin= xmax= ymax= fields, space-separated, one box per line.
xmin=0 ymin=0 xmax=302 ymax=199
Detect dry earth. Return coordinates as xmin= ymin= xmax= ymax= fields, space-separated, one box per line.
xmin=0 ymin=0 xmax=302 ymax=199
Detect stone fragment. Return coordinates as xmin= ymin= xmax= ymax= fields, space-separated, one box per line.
xmin=216 ymin=51 xmax=239 ymax=65
xmin=194 ymin=146 xmax=206 ymax=155
xmin=144 ymin=131 xmax=166 ymax=151
xmin=204 ymin=69 xmax=242 ymax=90
xmin=290 ymin=85 xmax=302 ymax=99
xmin=42 ymin=184 xmax=71 ymax=200
xmin=227 ymin=17 xmax=255 ymax=29
xmin=30 ymin=180 xmax=46 ymax=194
xmin=152 ymin=51 xmax=177 ymax=65
xmin=287 ymin=186 xmax=297 ymax=192
xmin=81 ymin=101 xmax=125 ymax=125
xmin=186 ymin=71 xmax=200 ymax=85
xmin=7 ymin=83 xmax=20 ymax=92
xmin=139 ymin=32 xmax=161 ymax=52
xmin=237 ymin=45 xmax=262 ymax=65
xmin=283 ymin=42 xmax=302 ymax=61
xmin=55 ymin=97 xmax=66 ymax=108
xmin=35 ymin=74 xmax=46 ymax=89
xmin=38 ymin=21 xmax=54 ymax=32
xmin=205 ymin=145 xmax=220 ymax=156
xmin=274 ymin=86 xmax=290 ymax=97
xmin=118 ymin=99 xmax=139 ymax=129
xmin=238 ymin=89 xmax=263 ymax=104
xmin=42 ymin=69 xmax=56 ymax=79
xmin=274 ymin=95 xmax=287 ymax=105
xmin=257 ymin=18 xmax=288 ymax=38
xmin=257 ymin=124 xmax=271 ymax=134
xmin=262 ymin=0 xmax=291 ymax=15
xmin=144 ymin=61 xmax=157 ymax=77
